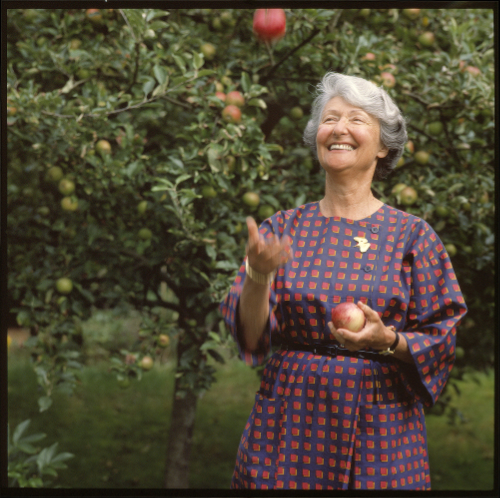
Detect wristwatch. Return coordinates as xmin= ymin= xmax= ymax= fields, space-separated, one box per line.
xmin=379 ymin=326 xmax=399 ymax=356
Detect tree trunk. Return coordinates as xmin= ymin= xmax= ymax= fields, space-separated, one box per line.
xmin=163 ymin=384 xmax=198 ymax=488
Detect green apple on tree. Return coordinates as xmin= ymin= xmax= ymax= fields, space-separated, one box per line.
xmin=418 ymin=32 xmax=435 ymax=48
xmin=58 ymin=179 xmax=75 ymax=196
xmin=200 ymin=43 xmax=216 ymax=61
xmin=427 ymin=121 xmax=444 ymax=135
xmin=61 ymin=196 xmax=78 ymax=211
xmin=403 ymin=9 xmax=420 ymax=20
xmin=290 ymin=107 xmax=304 ymax=120
xmin=202 ymin=186 xmax=217 ymax=199
xmin=399 ymin=186 xmax=418 ymax=206
xmin=138 ymin=228 xmax=152 ymax=240
xmin=56 ymin=277 xmax=73 ymax=295
xmin=45 ymin=166 xmax=64 ymax=182
xmin=137 ymin=201 xmax=148 ymax=215
xmin=242 ymin=192 xmax=260 ymax=208
xmin=414 ymin=151 xmax=430 ymax=165
xmin=391 ymin=183 xmax=408 ymax=196
xmin=258 ymin=204 xmax=275 ymax=219
xmin=96 ymin=139 xmax=111 ymax=157
xmin=158 ymin=334 xmax=170 ymax=348
xmin=139 ymin=356 xmax=154 ymax=370
xmin=445 ymin=243 xmax=457 ymax=257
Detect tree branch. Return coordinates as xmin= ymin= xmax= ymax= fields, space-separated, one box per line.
xmin=40 ymin=75 xmax=197 ymax=120
xmin=261 ymin=28 xmax=321 ymax=85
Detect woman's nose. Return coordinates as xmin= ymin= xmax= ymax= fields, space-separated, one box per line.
xmin=332 ymin=117 xmax=348 ymax=135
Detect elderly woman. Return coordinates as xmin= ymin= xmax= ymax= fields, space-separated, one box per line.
xmin=219 ymin=72 xmax=467 ymax=490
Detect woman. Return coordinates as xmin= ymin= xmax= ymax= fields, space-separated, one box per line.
xmin=219 ymin=72 xmax=467 ymax=490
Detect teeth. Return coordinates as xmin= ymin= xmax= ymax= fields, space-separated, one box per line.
xmin=329 ymin=144 xmax=354 ymax=151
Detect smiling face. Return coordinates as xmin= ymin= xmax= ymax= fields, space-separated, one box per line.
xmin=316 ymin=96 xmax=388 ymax=177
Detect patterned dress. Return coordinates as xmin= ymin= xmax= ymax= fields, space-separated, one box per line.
xmin=219 ymin=201 xmax=467 ymax=490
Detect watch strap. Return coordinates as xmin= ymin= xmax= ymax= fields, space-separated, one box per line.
xmin=379 ymin=326 xmax=399 ymax=355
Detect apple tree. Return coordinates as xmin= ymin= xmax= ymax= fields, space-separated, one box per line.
xmin=7 ymin=7 xmax=494 ymax=487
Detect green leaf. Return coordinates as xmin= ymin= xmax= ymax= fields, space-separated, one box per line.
xmin=196 ymin=69 xmax=216 ymax=78
xmin=74 ymin=283 xmax=95 ymax=303
xmin=241 ymin=72 xmax=251 ymax=93
xmin=20 ymin=432 xmax=47 ymax=445
xmin=208 ymin=331 xmax=222 ymax=343
xmin=37 ymin=442 xmax=58 ymax=472
xmin=215 ymin=260 xmax=239 ymax=271
xmin=200 ymin=340 xmax=219 ymax=351
xmin=266 ymin=143 xmax=284 ymax=154
xmin=175 ymin=174 xmax=191 ymax=186
xmin=152 ymin=82 xmax=168 ymax=98
xmin=153 ymin=64 xmax=167 ymax=86
xmin=50 ymin=451 xmax=74 ymax=465
xmin=13 ymin=420 xmax=31 ymax=445
xmin=205 ymin=245 xmax=217 ymax=260
xmin=193 ymin=52 xmax=204 ymax=70
xmin=149 ymin=20 xmax=169 ymax=31
xmin=124 ymin=160 xmax=142 ymax=177
xmin=142 ymin=77 xmax=155 ymax=97
xmin=247 ymin=98 xmax=267 ymax=109
xmin=16 ymin=310 xmax=30 ymax=327
xmin=207 ymin=147 xmax=221 ymax=173
xmin=172 ymin=55 xmax=186 ymax=74
xmin=179 ymin=189 xmax=201 ymax=207
xmin=16 ymin=441 xmax=38 ymax=454
xmin=207 ymin=349 xmax=225 ymax=364
xmin=38 ymin=396 xmax=53 ymax=413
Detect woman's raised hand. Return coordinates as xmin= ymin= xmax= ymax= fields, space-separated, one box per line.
xmin=246 ymin=217 xmax=292 ymax=275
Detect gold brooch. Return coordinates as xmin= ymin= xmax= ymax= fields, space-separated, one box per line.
xmin=354 ymin=236 xmax=370 ymax=253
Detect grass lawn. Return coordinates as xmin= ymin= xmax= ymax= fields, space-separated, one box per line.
xmin=7 ymin=343 xmax=495 ymax=490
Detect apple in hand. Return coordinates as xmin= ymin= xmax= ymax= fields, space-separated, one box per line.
xmin=331 ymin=302 xmax=365 ymax=332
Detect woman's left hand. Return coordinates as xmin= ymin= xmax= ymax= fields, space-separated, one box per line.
xmin=328 ymin=301 xmax=395 ymax=351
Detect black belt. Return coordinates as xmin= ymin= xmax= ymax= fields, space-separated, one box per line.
xmin=280 ymin=342 xmax=393 ymax=361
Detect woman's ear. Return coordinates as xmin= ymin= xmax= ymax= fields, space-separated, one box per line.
xmin=377 ymin=144 xmax=389 ymax=159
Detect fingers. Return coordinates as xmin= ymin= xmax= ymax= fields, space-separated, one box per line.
xmin=328 ymin=322 xmax=356 ymax=348
xmin=357 ymin=301 xmax=380 ymax=323
xmin=246 ymin=217 xmax=260 ymax=248
xmin=246 ymin=217 xmax=293 ymax=264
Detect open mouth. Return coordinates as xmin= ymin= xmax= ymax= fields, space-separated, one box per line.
xmin=329 ymin=144 xmax=356 ymax=151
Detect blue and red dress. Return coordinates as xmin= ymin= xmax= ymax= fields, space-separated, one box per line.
xmin=219 ymin=201 xmax=467 ymax=490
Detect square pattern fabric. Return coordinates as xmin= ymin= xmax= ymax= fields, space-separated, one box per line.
xmin=220 ymin=202 xmax=467 ymax=490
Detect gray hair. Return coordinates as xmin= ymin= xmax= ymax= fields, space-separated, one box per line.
xmin=303 ymin=72 xmax=407 ymax=180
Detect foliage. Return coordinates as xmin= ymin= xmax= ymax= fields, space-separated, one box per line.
xmin=6 ymin=6 xmax=495 ymax=483
xmin=7 ymin=348 xmax=495 ymax=490
xmin=8 ymin=418 xmax=74 ymax=488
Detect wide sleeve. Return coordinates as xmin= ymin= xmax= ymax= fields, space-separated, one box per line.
xmin=398 ymin=219 xmax=468 ymax=407
xmin=219 ymin=216 xmax=282 ymax=367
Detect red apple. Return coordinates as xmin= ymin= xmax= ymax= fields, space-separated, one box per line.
xmin=222 ymin=104 xmax=242 ymax=123
xmin=225 ymin=91 xmax=245 ymax=108
xmin=253 ymin=9 xmax=286 ymax=43
xmin=215 ymin=91 xmax=226 ymax=101
xmin=331 ymin=303 xmax=365 ymax=332
xmin=380 ymin=72 xmax=396 ymax=88
xmin=465 ymin=65 xmax=481 ymax=76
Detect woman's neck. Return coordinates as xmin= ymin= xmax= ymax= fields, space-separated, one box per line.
xmin=319 ymin=173 xmax=382 ymax=220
